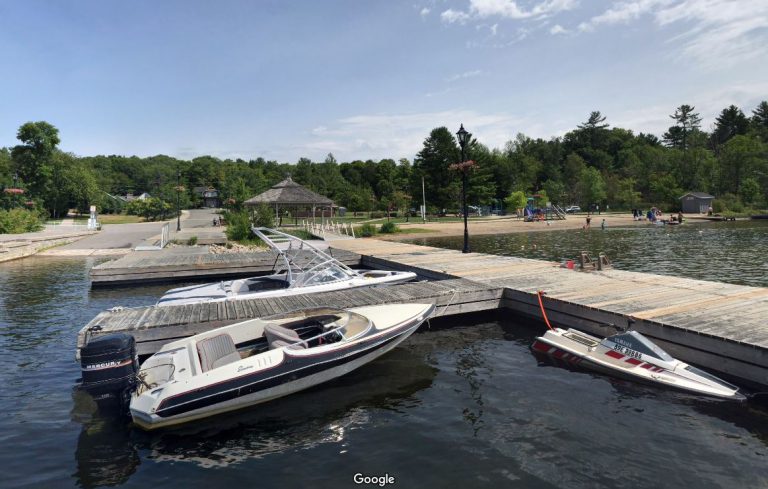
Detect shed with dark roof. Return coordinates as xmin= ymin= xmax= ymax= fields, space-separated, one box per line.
xmin=680 ymin=192 xmax=715 ymax=214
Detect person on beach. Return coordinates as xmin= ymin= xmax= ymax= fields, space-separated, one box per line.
xmin=585 ymin=214 xmax=592 ymax=229
xmin=678 ymin=212 xmax=684 ymax=224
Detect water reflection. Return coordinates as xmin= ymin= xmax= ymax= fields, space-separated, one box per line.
xmin=72 ymin=347 xmax=436 ymax=486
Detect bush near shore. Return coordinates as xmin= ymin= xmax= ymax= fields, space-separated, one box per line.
xmin=0 ymin=208 xmax=44 ymax=234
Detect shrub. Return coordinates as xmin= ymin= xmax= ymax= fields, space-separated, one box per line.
xmin=186 ymin=236 xmax=198 ymax=246
xmin=0 ymin=208 xmax=44 ymax=234
xmin=224 ymin=210 xmax=253 ymax=241
xmin=253 ymin=203 xmax=275 ymax=228
xmin=379 ymin=222 xmax=399 ymax=234
xmin=359 ymin=223 xmax=377 ymax=237
xmin=369 ymin=211 xmax=385 ymax=219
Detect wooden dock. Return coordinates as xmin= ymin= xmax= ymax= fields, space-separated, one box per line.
xmin=79 ymin=278 xmax=502 ymax=356
xmin=329 ymin=240 xmax=768 ymax=389
xmin=89 ymin=247 xmax=361 ymax=286
xmin=79 ymin=238 xmax=768 ymax=389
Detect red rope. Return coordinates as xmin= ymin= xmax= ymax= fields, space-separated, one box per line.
xmin=537 ymin=290 xmax=556 ymax=331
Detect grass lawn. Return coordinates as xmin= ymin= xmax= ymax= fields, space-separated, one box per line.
xmin=98 ymin=214 xmax=146 ymax=224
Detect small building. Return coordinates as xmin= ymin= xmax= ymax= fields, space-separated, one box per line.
xmin=244 ymin=176 xmax=334 ymax=224
xmin=122 ymin=192 xmax=151 ymax=202
xmin=193 ymin=187 xmax=221 ymax=208
xmin=680 ymin=192 xmax=715 ymax=214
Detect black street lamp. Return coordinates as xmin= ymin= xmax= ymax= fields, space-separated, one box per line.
xmin=176 ymin=169 xmax=181 ymax=232
xmin=456 ymin=124 xmax=471 ymax=253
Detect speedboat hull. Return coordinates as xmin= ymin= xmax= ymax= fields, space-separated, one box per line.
xmin=532 ymin=328 xmax=745 ymax=401
xmin=157 ymin=270 xmax=417 ymax=306
xmin=130 ymin=303 xmax=434 ymax=429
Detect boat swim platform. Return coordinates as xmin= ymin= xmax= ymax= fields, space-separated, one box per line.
xmin=89 ymin=247 xmax=361 ymax=287
xmin=328 ymin=239 xmax=768 ymax=389
xmin=78 ymin=278 xmax=503 ymax=357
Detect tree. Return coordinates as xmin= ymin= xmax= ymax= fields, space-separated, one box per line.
xmin=11 ymin=121 xmax=60 ymax=198
xmin=712 ymin=105 xmax=749 ymax=148
xmin=413 ymin=127 xmax=460 ymax=211
xmin=740 ymin=177 xmax=761 ymax=206
xmin=576 ymin=110 xmax=608 ymax=148
xmin=663 ymin=105 xmax=701 ymax=150
xmin=577 ymin=167 xmax=606 ymax=207
xmin=750 ymin=101 xmax=768 ymax=141
xmin=614 ymin=178 xmax=642 ymax=208
xmin=504 ymin=190 xmax=527 ymax=213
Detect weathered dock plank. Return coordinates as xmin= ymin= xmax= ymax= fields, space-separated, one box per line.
xmin=78 ymin=278 xmax=504 ymax=356
xmin=89 ymin=248 xmax=361 ymax=286
xmin=329 ymin=239 xmax=768 ymax=388
xmin=79 ymin=237 xmax=768 ymax=389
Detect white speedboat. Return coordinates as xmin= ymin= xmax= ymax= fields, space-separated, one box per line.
xmin=123 ymin=303 xmax=433 ymax=429
xmin=532 ymin=292 xmax=745 ymax=401
xmin=157 ymin=227 xmax=416 ymax=306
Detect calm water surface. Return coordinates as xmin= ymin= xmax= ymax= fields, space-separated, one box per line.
xmin=412 ymin=219 xmax=768 ymax=287
xmin=1 ymin=250 xmax=768 ymax=488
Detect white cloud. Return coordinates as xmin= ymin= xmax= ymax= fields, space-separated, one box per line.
xmin=420 ymin=7 xmax=431 ymax=17
xmin=441 ymin=8 xmax=471 ymax=24
xmin=579 ymin=0 xmax=768 ymax=66
xmin=446 ymin=69 xmax=484 ymax=82
xmin=549 ymin=24 xmax=568 ymax=34
xmin=440 ymin=0 xmax=578 ymax=24
xmin=490 ymin=23 xmax=499 ymax=35
xmin=300 ymin=110 xmax=528 ymax=161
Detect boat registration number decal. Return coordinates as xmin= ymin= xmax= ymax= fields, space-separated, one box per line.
xmin=612 ymin=344 xmax=641 ymax=360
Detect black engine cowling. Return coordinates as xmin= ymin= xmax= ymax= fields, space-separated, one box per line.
xmin=80 ymin=333 xmax=138 ymax=407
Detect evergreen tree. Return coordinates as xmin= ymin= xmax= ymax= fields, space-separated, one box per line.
xmin=663 ymin=105 xmax=701 ymax=150
xmin=712 ymin=105 xmax=749 ymax=147
xmin=413 ymin=127 xmax=460 ymax=211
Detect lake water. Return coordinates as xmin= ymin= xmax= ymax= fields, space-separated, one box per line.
xmin=2 ymin=226 xmax=768 ymax=488
xmin=411 ymin=219 xmax=768 ymax=287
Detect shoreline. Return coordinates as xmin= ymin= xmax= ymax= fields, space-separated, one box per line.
xmin=381 ymin=213 xmax=673 ymax=241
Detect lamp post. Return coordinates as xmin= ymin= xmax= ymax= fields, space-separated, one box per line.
xmin=456 ymin=124 xmax=471 ymax=253
xmin=176 ymin=169 xmax=181 ymax=232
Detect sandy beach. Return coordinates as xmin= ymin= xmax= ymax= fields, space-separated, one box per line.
xmin=385 ymin=213 xmax=681 ymax=240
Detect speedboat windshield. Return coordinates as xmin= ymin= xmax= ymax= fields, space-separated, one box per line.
xmin=601 ymin=331 xmax=674 ymax=362
xmin=300 ymin=264 xmax=355 ymax=287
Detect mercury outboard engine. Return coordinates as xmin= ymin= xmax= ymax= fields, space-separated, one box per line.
xmin=80 ymin=333 xmax=138 ymax=410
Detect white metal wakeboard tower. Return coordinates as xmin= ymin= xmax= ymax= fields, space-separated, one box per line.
xmin=156 ymin=227 xmax=417 ymax=307
xmin=251 ymin=226 xmax=358 ymax=287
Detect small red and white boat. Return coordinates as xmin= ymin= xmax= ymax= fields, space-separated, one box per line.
xmin=531 ymin=292 xmax=745 ymax=401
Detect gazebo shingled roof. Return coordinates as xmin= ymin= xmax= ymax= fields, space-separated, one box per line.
xmin=244 ymin=177 xmax=333 ymax=206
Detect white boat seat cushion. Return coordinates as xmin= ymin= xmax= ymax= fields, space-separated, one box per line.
xmin=197 ymin=333 xmax=241 ymax=372
xmin=264 ymin=324 xmax=308 ymax=350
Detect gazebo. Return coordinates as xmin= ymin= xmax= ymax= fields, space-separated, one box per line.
xmin=244 ymin=176 xmax=335 ymax=224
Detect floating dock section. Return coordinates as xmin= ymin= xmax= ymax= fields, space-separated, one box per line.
xmin=80 ymin=239 xmax=768 ymax=389
xmin=89 ymin=248 xmax=360 ymax=286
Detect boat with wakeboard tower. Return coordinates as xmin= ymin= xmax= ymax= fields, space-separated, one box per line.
xmin=157 ymin=227 xmax=416 ymax=307
xmin=79 ymin=302 xmax=435 ymax=429
xmin=531 ymin=291 xmax=745 ymax=401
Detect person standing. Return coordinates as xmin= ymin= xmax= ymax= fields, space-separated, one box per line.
xmin=585 ymin=214 xmax=592 ymax=229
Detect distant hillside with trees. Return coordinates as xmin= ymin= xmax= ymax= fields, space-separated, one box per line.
xmin=1 ymin=101 xmax=767 ymax=226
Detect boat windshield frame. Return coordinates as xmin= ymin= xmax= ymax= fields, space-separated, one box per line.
xmin=252 ymin=227 xmax=358 ymax=288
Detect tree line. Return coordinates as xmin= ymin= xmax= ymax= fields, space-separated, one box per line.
xmin=1 ymin=101 xmax=767 ymax=221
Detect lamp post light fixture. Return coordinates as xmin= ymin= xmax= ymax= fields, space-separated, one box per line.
xmin=176 ymin=169 xmax=181 ymax=232
xmin=456 ymin=124 xmax=471 ymax=254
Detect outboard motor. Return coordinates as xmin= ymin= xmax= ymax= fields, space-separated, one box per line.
xmin=80 ymin=333 xmax=138 ymax=410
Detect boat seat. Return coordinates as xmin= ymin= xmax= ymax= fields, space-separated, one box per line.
xmin=197 ymin=333 xmax=241 ymax=372
xmin=264 ymin=324 xmax=308 ymax=350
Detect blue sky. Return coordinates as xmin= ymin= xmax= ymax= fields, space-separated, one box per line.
xmin=1 ymin=0 xmax=767 ymax=162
